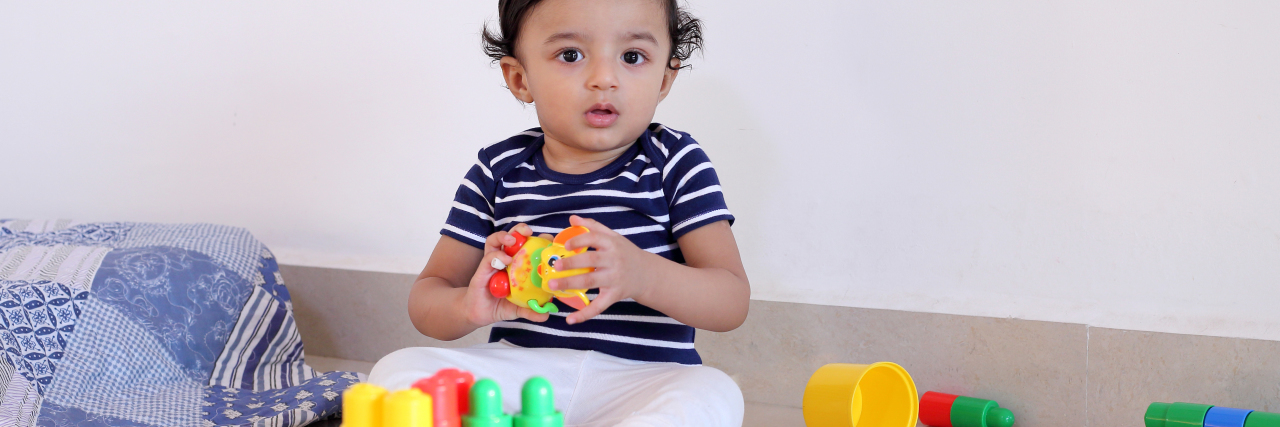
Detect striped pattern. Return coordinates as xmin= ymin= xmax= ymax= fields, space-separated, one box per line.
xmin=210 ymin=278 xmax=315 ymax=391
xmin=0 ymin=245 xmax=111 ymax=292
xmin=0 ymin=373 xmax=40 ymax=427
xmin=442 ymin=123 xmax=734 ymax=365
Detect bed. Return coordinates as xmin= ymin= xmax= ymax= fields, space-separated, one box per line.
xmin=0 ymin=220 xmax=359 ymax=427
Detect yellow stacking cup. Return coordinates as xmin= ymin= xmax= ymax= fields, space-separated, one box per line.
xmin=802 ymin=362 xmax=918 ymax=427
xmin=343 ymin=383 xmax=388 ymax=427
xmin=384 ymin=388 xmax=434 ymax=426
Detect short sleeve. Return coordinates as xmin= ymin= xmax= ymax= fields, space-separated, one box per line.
xmin=441 ymin=149 xmax=497 ymax=249
xmin=661 ymin=133 xmax=735 ymax=239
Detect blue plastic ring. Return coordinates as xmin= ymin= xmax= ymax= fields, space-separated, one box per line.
xmin=1205 ymin=406 xmax=1254 ymax=427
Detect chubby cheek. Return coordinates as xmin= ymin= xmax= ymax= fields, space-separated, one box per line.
xmin=528 ymin=71 xmax=578 ymax=110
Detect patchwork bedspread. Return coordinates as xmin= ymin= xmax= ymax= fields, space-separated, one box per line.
xmin=0 ymin=220 xmax=358 ymax=427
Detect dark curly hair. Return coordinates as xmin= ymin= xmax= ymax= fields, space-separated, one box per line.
xmin=482 ymin=0 xmax=704 ymax=71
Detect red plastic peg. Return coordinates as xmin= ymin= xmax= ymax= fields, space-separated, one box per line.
xmin=921 ymin=391 xmax=960 ymax=427
xmin=412 ymin=369 xmax=474 ymax=427
xmin=503 ymin=232 xmax=527 ymax=256
xmin=488 ymin=271 xmax=511 ymax=298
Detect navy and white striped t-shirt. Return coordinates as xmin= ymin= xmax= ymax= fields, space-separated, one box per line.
xmin=441 ymin=123 xmax=734 ymax=365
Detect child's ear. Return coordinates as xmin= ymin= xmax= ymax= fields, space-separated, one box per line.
xmin=500 ymin=56 xmax=535 ymax=104
xmin=657 ymin=59 xmax=681 ymax=102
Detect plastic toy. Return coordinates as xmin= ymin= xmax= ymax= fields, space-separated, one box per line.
xmin=343 ymin=383 xmax=389 ymax=427
xmin=514 ymin=376 xmax=563 ymax=427
xmin=342 ymin=369 xmax=564 ymax=427
xmin=1146 ymin=402 xmax=1280 ymax=427
xmin=919 ymin=391 xmax=1015 ymax=427
xmin=802 ymin=362 xmax=919 ymax=427
xmin=412 ymin=368 xmax=475 ymax=427
xmin=385 ymin=388 xmax=435 ymax=425
xmin=488 ymin=226 xmax=594 ymax=314
xmin=462 ymin=379 xmax=511 ymax=427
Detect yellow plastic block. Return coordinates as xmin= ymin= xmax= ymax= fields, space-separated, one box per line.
xmin=384 ymin=388 xmax=435 ymax=427
xmin=802 ymin=362 xmax=918 ymax=427
xmin=343 ymin=383 xmax=389 ymax=427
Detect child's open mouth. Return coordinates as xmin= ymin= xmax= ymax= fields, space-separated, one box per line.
xmin=585 ymin=103 xmax=618 ymax=128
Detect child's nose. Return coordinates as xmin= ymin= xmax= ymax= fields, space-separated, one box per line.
xmin=585 ymin=58 xmax=619 ymax=91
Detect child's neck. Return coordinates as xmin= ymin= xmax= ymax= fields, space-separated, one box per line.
xmin=540 ymin=135 xmax=633 ymax=176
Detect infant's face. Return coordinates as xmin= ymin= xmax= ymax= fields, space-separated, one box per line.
xmin=512 ymin=0 xmax=676 ymax=155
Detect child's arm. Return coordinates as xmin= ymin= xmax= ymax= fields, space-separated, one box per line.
xmin=408 ymin=225 xmax=550 ymax=341
xmin=547 ymin=216 xmax=750 ymax=332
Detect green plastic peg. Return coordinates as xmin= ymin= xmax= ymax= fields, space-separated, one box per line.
xmin=1246 ymin=411 xmax=1280 ymax=427
xmin=463 ymin=379 xmax=512 ymax=427
xmin=514 ymin=377 xmax=563 ymax=427
xmin=951 ymin=396 xmax=1015 ymax=427
xmin=1145 ymin=402 xmax=1213 ymax=427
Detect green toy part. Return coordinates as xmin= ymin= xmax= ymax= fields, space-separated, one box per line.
xmin=514 ymin=376 xmax=563 ymax=427
xmin=1246 ymin=411 xmax=1280 ymax=427
xmin=1146 ymin=402 xmax=1213 ymax=427
xmin=464 ymin=379 xmax=512 ymax=427
xmin=951 ymin=396 xmax=1015 ymax=427
xmin=529 ymin=247 xmax=546 ymax=289
xmin=527 ymin=299 xmax=558 ymax=314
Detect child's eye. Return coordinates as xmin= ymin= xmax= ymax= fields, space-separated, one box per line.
xmin=622 ymin=51 xmax=646 ymax=65
xmin=559 ymin=50 xmax=582 ymax=63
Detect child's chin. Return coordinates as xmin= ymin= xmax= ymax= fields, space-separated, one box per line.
xmin=571 ymin=128 xmax=641 ymax=151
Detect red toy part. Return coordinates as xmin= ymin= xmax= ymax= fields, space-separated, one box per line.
xmin=921 ymin=391 xmax=960 ymax=427
xmin=488 ymin=271 xmax=511 ymax=298
xmin=503 ymin=232 xmax=528 ymax=257
xmin=438 ymin=368 xmax=475 ymax=415
xmin=411 ymin=368 xmax=476 ymax=427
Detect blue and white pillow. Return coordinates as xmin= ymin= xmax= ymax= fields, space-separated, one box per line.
xmin=0 ymin=220 xmax=358 ymax=427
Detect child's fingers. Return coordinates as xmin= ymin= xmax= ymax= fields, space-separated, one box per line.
xmin=545 ymin=272 xmax=600 ymax=292
xmin=484 ymin=231 xmax=509 ymax=253
xmin=475 ymin=250 xmax=513 ymax=280
xmin=562 ymin=229 xmax=613 ymax=252
xmin=569 ymin=215 xmax=618 ymax=236
xmin=538 ymin=233 xmax=554 ymax=241
xmin=552 ymin=251 xmax=602 ymax=272
xmin=494 ymin=299 xmax=549 ymax=323
xmin=511 ymin=223 xmax=533 ymax=237
xmin=566 ymin=290 xmax=622 ymax=325
xmin=515 ymin=305 xmax=550 ymax=323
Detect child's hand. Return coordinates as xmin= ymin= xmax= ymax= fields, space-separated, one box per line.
xmin=545 ymin=215 xmax=660 ymax=325
xmin=461 ymin=223 xmax=551 ymax=326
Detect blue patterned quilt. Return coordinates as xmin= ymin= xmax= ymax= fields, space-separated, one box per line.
xmin=0 ymin=220 xmax=359 ymax=427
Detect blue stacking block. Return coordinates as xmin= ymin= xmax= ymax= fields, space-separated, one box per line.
xmin=1205 ymin=406 xmax=1254 ymax=427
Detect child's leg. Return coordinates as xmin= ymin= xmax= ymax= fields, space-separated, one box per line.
xmin=564 ymin=352 xmax=744 ymax=427
xmin=367 ymin=341 xmax=587 ymax=415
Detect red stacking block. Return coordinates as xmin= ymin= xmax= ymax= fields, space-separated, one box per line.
xmin=412 ymin=368 xmax=476 ymax=427
xmin=921 ymin=391 xmax=960 ymax=427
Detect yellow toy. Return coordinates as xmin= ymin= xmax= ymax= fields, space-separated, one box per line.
xmin=343 ymin=383 xmax=434 ymax=427
xmin=488 ymin=226 xmax=594 ymax=314
xmin=802 ymin=362 xmax=919 ymax=427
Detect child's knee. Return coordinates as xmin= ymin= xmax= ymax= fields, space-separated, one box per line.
xmin=681 ymin=366 xmax=741 ymax=398
xmin=366 ymin=347 xmax=441 ymax=389
xmin=657 ymin=365 xmax=744 ymax=415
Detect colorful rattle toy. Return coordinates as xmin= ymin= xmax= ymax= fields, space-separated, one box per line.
xmin=919 ymin=391 xmax=1015 ymax=427
xmin=488 ymin=226 xmax=594 ymax=314
xmin=802 ymin=362 xmax=919 ymax=427
xmin=1146 ymin=402 xmax=1280 ymax=427
xmin=342 ymin=368 xmax=565 ymax=427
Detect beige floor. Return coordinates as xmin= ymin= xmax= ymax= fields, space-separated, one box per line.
xmin=305 ymin=355 xmax=801 ymax=426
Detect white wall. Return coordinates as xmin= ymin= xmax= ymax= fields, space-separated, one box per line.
xmin=3 ymin=2 xmax=1279 ymax=341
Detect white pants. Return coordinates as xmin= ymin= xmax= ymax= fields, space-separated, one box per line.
xmin=367 ymin=341 xmax=744 ymax=427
